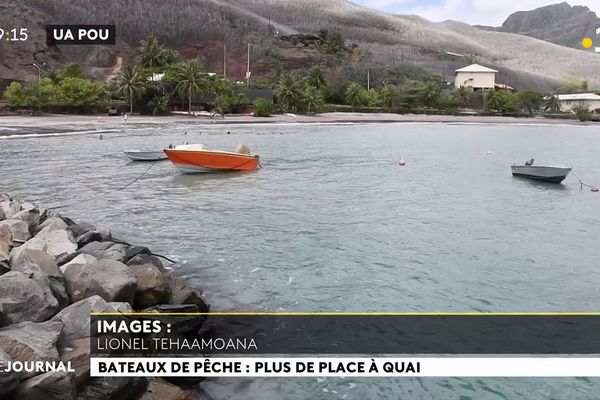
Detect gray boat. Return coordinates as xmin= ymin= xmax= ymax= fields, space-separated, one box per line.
xmin=511 ymin=159 xmax=572 ymax=184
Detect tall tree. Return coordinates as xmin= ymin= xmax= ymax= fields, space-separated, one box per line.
xmin=345 ymin=82 xmax=365 ymax=107
xmin=275 ymin=74 xmax=302 ymax=112
xmin=543 ymin=94 xmax=561 ymax=113
xmin=168 ymin=60 xmax=208 ymax=115
xmin=116 ymin=65 xmax=147 ymax=113
xmin=518 ymin=90 xmax=543 ymax=115
xmin=380 ymin=85 xmax=398 ymax=108
xmin=305 ymin=66 xmax=327 ymax=90
xmin=423 ymin=81 xmax=441 ymax=107
xmin=303 ymin=86 xmax=324 ymax=113
xmin=139 ymin=36 xmax=168 ymax=70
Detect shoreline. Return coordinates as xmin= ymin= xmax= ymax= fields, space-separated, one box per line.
xmin=0 ymin=112 xmax=594 ymax=137
xmin=0 ymin=192 xmax=208 ymax=398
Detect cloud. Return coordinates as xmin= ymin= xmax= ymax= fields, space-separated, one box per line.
xmin=355 ymin=0 xmax=600 ymax=26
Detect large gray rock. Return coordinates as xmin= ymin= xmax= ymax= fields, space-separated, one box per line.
xmin=0 ymin=198 xmax=21 ymax=219
xmin=33 ymin=224 xmax=78 ymax=265
xmin=127 ymin=253 xmax=166 ymax=272
xmin=103 ymin=243 xmax=129 ymax=263
xmin=10 ymin=248 xmax=69 ymax=309
xmin=36 ymin=216 xmax=68 ymax=234
xmin=129 ymin=263 xmax=170 ymax=308
xmin=125 ymin=245 xmax=151 ymax=261
xmin=169 ymin=278 xmax=210 ymax=313
xmin=12 ymin=206 xmax=40 ymax=235
xmin=63 ymin=259 xmax=137 ymax=304
xmin=0 ymin=348 xmax=21 ymax=397
xmin=60 ymin=253 xmax=98 ymax=275
xmin=0 ymin=225 xmax=12 ymax=273
xmin=11 ymin=247 xmax=61 ymax=275
xmin=52 ymin=295 xmax=133 ymax=347
xmin=0 ymin=218 xmax=31 ymax=245
xmin=0 ymin=320 xmax=63 ymax=379
xmin=15 ymin=369 xmax=76 ymax=400
xmin=11 ymin=223 xmax=77 ymax=265
xmin=0 ymin=271 xmax=60 ymax=324
xmin=78 ymin=241 xmax=115 ymax=258
xmin=76 ymin=376 xmax=148 ymax=400
xmin=79 ymin=241 xmax=129 ymax=263
xmin=68 ymin=223 xmax=102 ymax=248
xmin=60 ymin=338 xmax=90 ymax=390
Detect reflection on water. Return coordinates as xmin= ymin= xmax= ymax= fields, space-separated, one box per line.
xmin=2 ymin=122 xmax=600 ymax=399
xmin=511 ymin=176 xmax=570 ymax=191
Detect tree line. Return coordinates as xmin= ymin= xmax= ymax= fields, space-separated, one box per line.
xmin=2 ymin=35 xmax=592 ymax=119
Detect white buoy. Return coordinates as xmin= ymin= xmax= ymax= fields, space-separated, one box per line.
xmin=486 ymin=151 xmax=492 ymax=155
xmin=398 ymin=156 xmax=406 ymax=166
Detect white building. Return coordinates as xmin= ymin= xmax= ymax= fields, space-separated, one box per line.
xmin=454 ymin=64 xmax=498 ymax=90
xmin=555 ymin=93 xmax=600 ymax=113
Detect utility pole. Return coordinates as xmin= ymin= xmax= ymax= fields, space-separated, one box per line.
xmin=223 ymin=43 xmax=227 ymax=77
xmin=32 ymin=63 xmax=43 ymax=96
xmin=246 ymin=42 xmax=252 ymax=88
xmin=367 ymin=69 xmax=370 ymax=91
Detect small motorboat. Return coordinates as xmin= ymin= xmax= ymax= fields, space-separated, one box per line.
xmin=124 ymin=150 xmax=167 ymax=161
xmin=511 ymin=158 xmax=572 ymax=184
xmin=164 ymin=144 xmax=260 ymax=173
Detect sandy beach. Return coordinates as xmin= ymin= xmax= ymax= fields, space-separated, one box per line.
xmin=0 ymin=112 xmax=591 ymax=137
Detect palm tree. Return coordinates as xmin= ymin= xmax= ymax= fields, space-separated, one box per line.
xmin=275 ymin=74 xmax=301 ymax=112
xmin=345 ymin=82 xmax=365 ymax=107
xmin=168 ymin=60 xmax=208 ymax=115
xmin=211 ymin=76 xmax=236 ymax=115
xmin=423 ymin=81 xmax=441 ymax=107
xmin=456 ymin=86 xmax=471 ymax=108
xmin=365 ymin=89 xmax=382 ymax=107
xmin=139 ymin=36 xmax=167 ymax=70
xmin=305 ymin=66 xmax=327 ymax=90
xmin=543 ymin=94 xmax=561 ymax=113
xmin=380 ymin=85 xmax=397 ymax=108
xmin=147 ymin=94 xmax=169 ymax=116
xmin=303 ymin=86 xmax=324 ymax=113
xmin=116 ymin=65 xmax=147 ymax=113
xmin=162 ymin=48 xmax=180 ymax=66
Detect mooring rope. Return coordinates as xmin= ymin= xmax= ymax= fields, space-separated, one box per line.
xmin=571 ymin=171 xmax=599 ymax=191
xmin=48 ymin=162 xmax=159 ymax=210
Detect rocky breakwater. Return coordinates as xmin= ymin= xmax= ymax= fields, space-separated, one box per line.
xmin=0 ymin=193 xmax=209 ymax=400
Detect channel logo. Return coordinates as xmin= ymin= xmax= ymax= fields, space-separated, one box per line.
xmin=46 ymin=25 xmax=116 ymax=45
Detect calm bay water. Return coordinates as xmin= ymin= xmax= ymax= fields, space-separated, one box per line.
xmin=2 ymin=122 xmax=600 ymax=398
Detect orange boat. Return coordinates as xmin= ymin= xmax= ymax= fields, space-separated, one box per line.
xmin=164 ymin=144 xmax=260 ymax=173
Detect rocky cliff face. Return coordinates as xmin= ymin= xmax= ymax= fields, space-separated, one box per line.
xmin=499 ymin=2 xmax=600 ymax=49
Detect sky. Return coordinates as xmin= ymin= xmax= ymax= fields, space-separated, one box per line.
xmin=353 ymin=0 xmax=600 ymax=26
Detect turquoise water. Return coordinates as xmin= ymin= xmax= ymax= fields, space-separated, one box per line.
xmin=2 ymin=122 xmax=600 ymax=398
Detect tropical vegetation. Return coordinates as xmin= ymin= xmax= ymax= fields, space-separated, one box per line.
xmin=2 ymin=34 xmax=597 ymax=122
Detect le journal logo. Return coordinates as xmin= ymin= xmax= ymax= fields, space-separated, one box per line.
xmin=46 ymin=25 xmax=116 ymax=45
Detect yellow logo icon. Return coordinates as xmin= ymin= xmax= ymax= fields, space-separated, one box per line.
xmin=582 ymin=37 xmax=593 ymax=49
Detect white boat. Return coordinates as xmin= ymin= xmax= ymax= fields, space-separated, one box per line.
xmin=124 ymin=150 xmax=168 ymax=161
xmin=511 ymin=159 xmax=572 ymax=184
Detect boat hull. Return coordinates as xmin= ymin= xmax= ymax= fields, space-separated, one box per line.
xmin=511 ymin=165 xmax=571 ymax=184
xmin=125 ymin=151 xmax=167 ymax=161
xmin=164 ymin=149 xmax=259 ymax=173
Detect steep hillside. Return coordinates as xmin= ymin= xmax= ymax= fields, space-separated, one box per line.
xmin=498 ymin=2 xmax=600 ymax=49
xmin=2 ymin=0 xmax=600 ymax=92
